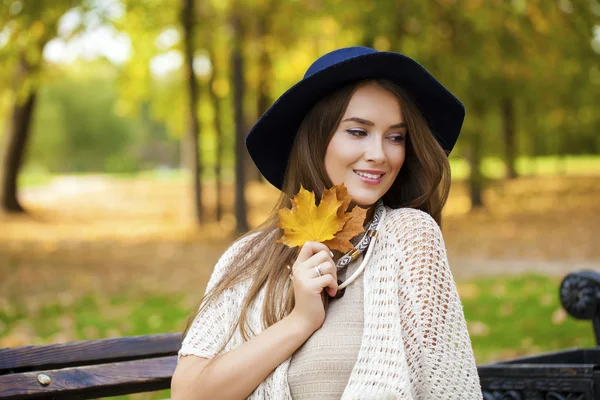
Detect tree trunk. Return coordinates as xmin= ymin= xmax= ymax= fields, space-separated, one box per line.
xmin=501 ymin=97 xmax=518 ymax=179
xmin=250 ymin=15 xmax=273 ymax=184
xmin=208 ymin=53 xmax=224 ymax=222
xmin=181 ymin=0 xmax=203 ymax=225
xmin=232 ymin=9 xmax=249 ymax=233
xmin=468 ymin=131 xmax=484 ymax=209
xmin=0 ymin=56 xmax=38 ymax=214
xmin=256 ymin=22 xmax=271 ymax=118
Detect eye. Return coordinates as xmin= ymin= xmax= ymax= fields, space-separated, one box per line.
xmin=346 ymin=129 xmax=366 ymax=137
xmin=389 ymin=134 xmax=406 ymax=143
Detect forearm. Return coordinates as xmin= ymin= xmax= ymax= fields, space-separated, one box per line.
xmin=175 ymin=313 xmax=311 ymax=400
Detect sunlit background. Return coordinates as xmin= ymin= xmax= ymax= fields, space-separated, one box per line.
xmin=1 ymin=0 xmax=599 ymax=398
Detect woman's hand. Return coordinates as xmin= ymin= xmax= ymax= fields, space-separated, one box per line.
xmin=288 ymin=241 xmax=338 ymax=333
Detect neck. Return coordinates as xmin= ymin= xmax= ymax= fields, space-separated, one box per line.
xmin=357 ymin=201 xmax=379 ymax=229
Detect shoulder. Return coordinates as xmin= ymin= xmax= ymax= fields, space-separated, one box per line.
xmin=380 ymin=208 xmax=450 ymax=281
xmin=382 ymin=206 xmax=441 ymax=239
xmin=379 ymin=206 xmax=446 ymax=259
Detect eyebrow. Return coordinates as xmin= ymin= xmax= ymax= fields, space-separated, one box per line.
xmin=342 ymin=117 xmax=407 ymax=129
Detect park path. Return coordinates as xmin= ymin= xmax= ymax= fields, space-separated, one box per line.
xmin=16 ymin=174 xmax=600 ymax=281
xmin=21 ymin=175 xmax=112 ymax=203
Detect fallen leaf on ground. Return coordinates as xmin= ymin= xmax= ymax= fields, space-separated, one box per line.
xmin=468 ymin=321 xmax=490 ymax=336
xmin=552 ymin=308 xmax=567 ymax=325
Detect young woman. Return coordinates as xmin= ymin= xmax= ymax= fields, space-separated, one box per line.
xmin=172 ymin=47 xmax=482 ymax=399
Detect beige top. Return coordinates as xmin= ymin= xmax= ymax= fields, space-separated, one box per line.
xmin=287 ymin=253 xmax=364 ymax=399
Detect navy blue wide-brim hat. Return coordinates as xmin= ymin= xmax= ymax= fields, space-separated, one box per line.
xmin=245 ymin=46 xmax=465 ymax=190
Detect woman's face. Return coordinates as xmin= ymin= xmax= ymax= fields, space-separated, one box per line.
xmin=324 ymin=83 xmax=407 ymax=207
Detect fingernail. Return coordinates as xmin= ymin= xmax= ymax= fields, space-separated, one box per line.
xmin=329 ymin=250 xmax=334 ymax=257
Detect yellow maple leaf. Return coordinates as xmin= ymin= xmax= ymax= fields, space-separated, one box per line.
xmin=277 ymin=183 xmax=368 ymax=252
xmin=277 ymin=185 xmax=344 ymax=248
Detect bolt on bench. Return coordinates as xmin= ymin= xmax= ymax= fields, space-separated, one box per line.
xmin=1 ymin=270 xmax=600 ymax=399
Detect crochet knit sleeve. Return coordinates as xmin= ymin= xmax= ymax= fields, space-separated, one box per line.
xmin=390 ymin=209 xmax=482 ymax=399
xmin=178 ymin=234 xmax=254 ymax=361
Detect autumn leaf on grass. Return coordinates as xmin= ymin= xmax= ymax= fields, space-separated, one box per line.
xmin=277 ymin=183 xmax=368 ymax=253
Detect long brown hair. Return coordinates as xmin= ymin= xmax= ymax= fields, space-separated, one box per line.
xmin=183 ymin=79 xmax=451 ymax=356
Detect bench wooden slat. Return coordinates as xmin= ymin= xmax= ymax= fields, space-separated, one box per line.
xmin=0 ymin=333 xmax=181 ymax=374
xmin=0 ymin=355 xmax=176 ymax=400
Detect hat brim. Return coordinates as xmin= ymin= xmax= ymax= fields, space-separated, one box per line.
xmin=245 ymin=52 xmax=465 ymax=190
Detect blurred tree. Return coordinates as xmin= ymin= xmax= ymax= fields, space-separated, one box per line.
xmin=181 ymin=0 xmax=203 ymax=224
xmin=244 ymin=0 xmax=275 ymax=184
xmin=231 ymin=1 xmax=249 ymax=233
xmin=21 ymin=0 xmax=591 ymax=221
xmin=0 ymin=0 xmax=82 ymax=213
xmin=417 ymin=0 xmax=598 ymax=205
xmin=196 ymin=0 xmax=234 ymax=224
xmin=424 ymin=1 xmax=489 ymax=208
xmin=207 ymin=38 xmax=225 ymax=222
xmin=238 ymin=0 xmax=310 ymax=185
xmin=119 ymin=0 xmax=212 ymax=224
xmin=30 ymin=61 xmax=140 ymax=173
xmin=27 ymin=59 xmax=179 ymax=174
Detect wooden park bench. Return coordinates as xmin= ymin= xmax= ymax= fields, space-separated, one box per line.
xmin=0 ymin=333 xmax=180 ymax=399
xmin=1 ymin=270 xmax=600 ymax=399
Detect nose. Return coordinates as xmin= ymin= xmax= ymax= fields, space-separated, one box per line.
xmin=364 ymin=135 xmax=386 ymax=164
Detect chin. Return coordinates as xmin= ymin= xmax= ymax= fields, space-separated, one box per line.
xmin=348 ymin=192 xmax=381 ymax=208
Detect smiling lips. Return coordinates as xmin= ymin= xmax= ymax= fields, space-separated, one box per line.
xmin=354 ymin=169 xmax=385 ymax=184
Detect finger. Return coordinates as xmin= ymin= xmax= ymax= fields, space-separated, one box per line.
xmin=302 ymin=250 xmax=334 ymax=270
xmin=296 ymin=241 xmax=319 ymax=263
xmin=297 ymin=241 xmax=334 ymax=263
xmin=313 ymin=274 xmax=338 ymax=297
xmin=296 ymin=254 xmax=331 ymax=278
xmin=309 ymin=241 xmax=334 ymax=256
xmin=312 ymin=261 xmax=336 ymax=279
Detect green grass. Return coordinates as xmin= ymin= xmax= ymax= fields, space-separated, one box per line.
xmin=461 ymin=274 xmax=595 ymax=363
xmin=18 ymin=168 xmax=55 ymax=188
xmin=0 ymin=293 xmax=191 ymax=342
xmin=449 ymin=155 xmax=600 ymax=180
xmin=1 ymin=274 xmax=597 ymax=398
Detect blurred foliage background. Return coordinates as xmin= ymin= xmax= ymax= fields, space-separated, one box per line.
xmin=1 ymin=0 xmax=600 ymax=398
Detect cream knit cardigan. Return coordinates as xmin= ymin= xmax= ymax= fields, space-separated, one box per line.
xmin=179 ymin=207 xmax=483 ymax=399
